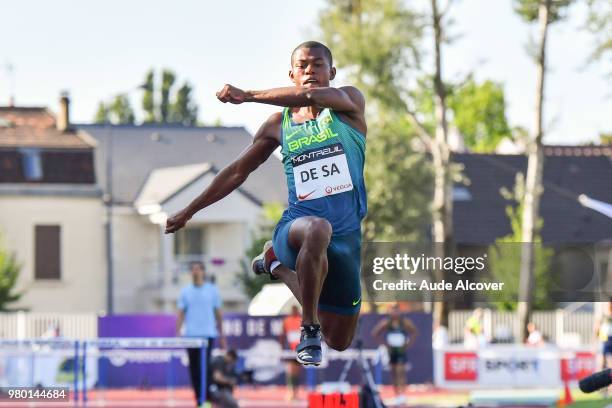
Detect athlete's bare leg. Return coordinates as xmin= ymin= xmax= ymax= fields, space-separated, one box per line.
xmin=272 ymin=266 xmax=302 ymax=304
xmin=287 ymin=216 xmax=332 ymax=326
xmin=318 ymin=311 xmax=359 ymax=351
xmin=274 ymin=267 xmax=359 ymax=351
xmin=269 ymin=216 xmax=360 ymax=351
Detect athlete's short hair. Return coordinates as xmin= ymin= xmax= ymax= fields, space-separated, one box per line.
xmin=291 ymin=41 xmax=333 ymax=66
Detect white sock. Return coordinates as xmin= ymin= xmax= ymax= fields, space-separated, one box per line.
xmin=270 ymin=261 xmax=281 ymax=272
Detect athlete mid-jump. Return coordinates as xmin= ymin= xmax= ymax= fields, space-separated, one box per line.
xmin=166 ymin=41 xmax=367 ymax=366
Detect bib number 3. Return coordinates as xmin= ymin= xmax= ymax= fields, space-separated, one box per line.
xmin=292 ymin=143 xmax=354 ymax=201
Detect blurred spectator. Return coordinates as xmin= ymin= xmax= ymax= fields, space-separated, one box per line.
xmin=595 ymin=300 xmax=612 ymax=371
xmin=432 ymin=321 xmax=449 ymax=349
xmin=464 ymin=308 xmax=486 ymax=348
xmin=280 ymin=305 xmax=302 ymax=401
xmin=177 ymin=261 xmax=226 ymax=407
xmin=371 ymin=304 xmax=418 ymax=400
xmin=209 ymin=349 xmax=239 ymax=408
xmin=525 ymin=322 xmax=544 ymax=347
xmin=41 ymin=324 xmax=60 ymax=339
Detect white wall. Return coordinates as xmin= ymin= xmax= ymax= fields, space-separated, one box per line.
xmin=0 ymin=195 xmax=106 ymax=312
xmin=111 ymin=207 xmax=160 ymax=312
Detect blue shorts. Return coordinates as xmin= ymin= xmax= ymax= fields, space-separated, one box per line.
xmin=273 ymin=219 xmax=362 ymax=316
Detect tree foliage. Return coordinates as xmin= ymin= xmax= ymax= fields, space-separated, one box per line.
xmin=449 ymin=79 xmax=512 ymax=152
xmin=160 ymin=70 xmax=176 ymax=124
xmin=0 ymin=241 xmax=22 ymax=311
xmin=586 ymin=0 xmax=612 ymax=68
xmin=238 ymin=203 xmax=285 ymax=299
xmin=142 ymin=70 xmax=156 ymax=123
xmin=93 ymin=68 xmax=199 ymax=126
xmin=363 ymin=114 xmax=432 ymax=242
xmin=320 ymin=0 xmax=431 ymax=243
xmin=320 ymin=0 xmax=422 ymax=112
xmin=487 ymin=174 xmax=553 ymax=311
xmin=109 ymin=95 xmax=135 ymax=125
xmin=93 ymin=102 xmax=109 ymax=124
xmin=412 ymin=76 xmax=512 ymax=152
xmin=93 ymin=95 xmax=134 ymax=125
xmin=513 ymin=0 xmax=574 ymax=23
xmin=171 ymin=83 xmax=199 ymax=126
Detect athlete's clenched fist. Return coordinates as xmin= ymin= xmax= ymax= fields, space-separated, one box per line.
xmin=216 ymin=84 xmax=247 ymax=104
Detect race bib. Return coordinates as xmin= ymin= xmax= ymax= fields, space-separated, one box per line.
xmin=292 ymin=143 xmax=354 ymax=201
xmin=386 ymin=332 xmax=406 ymax=348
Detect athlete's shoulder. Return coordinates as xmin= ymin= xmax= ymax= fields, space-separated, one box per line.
xmin=266 ymin=111 xmax=283 ymax=125
xmin=263 ymin=111 xmax=284 ymax=132
xmin=252 ymin=111 xmax=283 ymax=144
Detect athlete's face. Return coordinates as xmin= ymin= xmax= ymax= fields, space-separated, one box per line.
xmin=289 ymin=47 xmax=335 ymax=89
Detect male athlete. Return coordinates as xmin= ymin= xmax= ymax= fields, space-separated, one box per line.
xmin=165 ymin=41 xmax=367 ymax=366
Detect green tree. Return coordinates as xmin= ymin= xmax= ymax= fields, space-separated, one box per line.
xmin=586 ymin=0 xmax=612 ymax=75
xmin=320 ymin=0 xmax=430 ymax=244
xmin=109 ymin=94 xmax=135 ymax=125
xmin=363 ymin=113 xmax=432 ymax=242
xmin=170 ymin=83 xmax=198 ymax=126
xmin=514 ymin=0 xmax=573 ymax=20
xmin=449 ymin=79 xmax=511 ymax=152
xmin=142 ymin=69 xmax=156 ymax=123
xmin=93 ymin=102 xmax=109 ymax=124
xmin=0 ymin=242 xmax=22 ymax=311
xmin=412 ymin=76 xmax=513 ymax=152
xmin=160 ymin=69 xmax=176 ymax=123
xmin=320 ymin=0 xmax=422 ymax=112
xmin=487 ymin=173 xmax=553 ymax=312
xmin=237 ymin=203 xmax=284 ymax=299
xmin=321 ymin=0 xmax=463 ymax=324
xmin=514 ymin=0 xmax=574 ymax=341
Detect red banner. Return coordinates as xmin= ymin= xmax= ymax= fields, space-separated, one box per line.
xmin=444 ymin=352 xmax=478 ymax=381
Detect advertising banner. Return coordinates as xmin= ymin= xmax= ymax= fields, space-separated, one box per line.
xmin=435 ymin=346 xmax=596 ymax=389
xmin=97 ymin=312 xmax=433 ymax=387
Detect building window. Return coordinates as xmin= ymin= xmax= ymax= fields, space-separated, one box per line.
xmin=174 ymin=227 xmax=207 ymax=258
xmin=19 ymin=148 xmax=43 ymax=181
xmin=35 ymin=225 xmax=61 ymax=280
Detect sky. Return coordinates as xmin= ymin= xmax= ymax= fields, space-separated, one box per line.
xmin=1 ymin=0 xmax=610 ymax=145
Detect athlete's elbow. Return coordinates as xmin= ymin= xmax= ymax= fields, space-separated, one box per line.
xmin=304 ymin=88 xmax=329 ymax=106
xmin=304 ymin=89 xmax=318 ymax=105
xmin=229 ymin=171 xmax=248 ymax=187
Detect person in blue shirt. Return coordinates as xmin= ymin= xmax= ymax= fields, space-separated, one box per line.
xmin=176 ymin=261 xmax=226 ymax=406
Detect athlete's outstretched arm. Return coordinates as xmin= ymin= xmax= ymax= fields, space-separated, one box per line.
xmin=165 ymin=113 xmax=280 ymax=234
xmin=217 ymin=84 xmax=365 ymax=115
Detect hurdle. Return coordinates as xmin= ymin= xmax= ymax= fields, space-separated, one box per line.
xmin=0 ymin=337 xmax=208 ymax=406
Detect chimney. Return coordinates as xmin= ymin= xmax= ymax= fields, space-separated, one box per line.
xmin=57 ymin=91 xmax=70 ymax=132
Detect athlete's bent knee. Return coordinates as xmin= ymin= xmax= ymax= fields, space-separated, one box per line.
xmin=326 ymin=337 xmax=352 ymax=352
xmin=304 ymin=218 xmax=332 ymax=246
xmin=324 ymin=329 xmax=354 ymax=351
